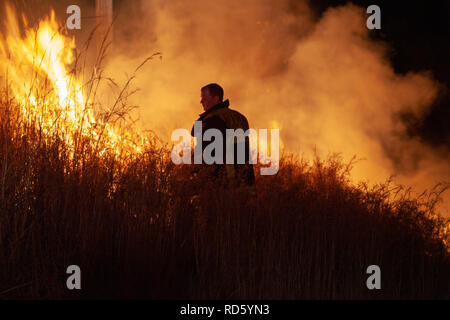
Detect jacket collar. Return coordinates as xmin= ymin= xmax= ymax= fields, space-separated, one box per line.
xmin=199 ymin=99 xmax=229 ymax=119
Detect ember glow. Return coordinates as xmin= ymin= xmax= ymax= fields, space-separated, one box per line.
xmin=0 ymin=4 xmax=145 ymax=158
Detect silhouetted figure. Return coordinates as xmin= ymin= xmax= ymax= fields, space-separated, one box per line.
xmin=191 ymin=83 xmax=255 ymax=188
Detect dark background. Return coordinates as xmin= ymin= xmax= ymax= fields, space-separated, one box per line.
xmin=307 ymin=0 xmax=450 ymax=153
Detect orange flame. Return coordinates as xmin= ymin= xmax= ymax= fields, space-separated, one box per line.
xmin=0 ymin=4 xmax=145 ymax=157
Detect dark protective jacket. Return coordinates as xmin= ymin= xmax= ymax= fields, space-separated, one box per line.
xmin=191 ymin=99 xmax=255 ymax=187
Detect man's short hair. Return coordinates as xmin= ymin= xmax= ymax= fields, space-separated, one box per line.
xmin=202 ymin=83 xmax=224 ymax=102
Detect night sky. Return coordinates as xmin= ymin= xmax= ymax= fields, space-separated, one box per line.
xmin=309 ymin=0 xmax=450 ymax=152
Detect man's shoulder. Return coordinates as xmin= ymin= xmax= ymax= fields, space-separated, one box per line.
xmin=204 ymin=114 xmax=227 ymax=125
xmin=212 ymin=106 xmax=248 ymax=120
xmin=203 ymin=115 xmax=227 ymax=131
xmin=191 ymin=115 xmax=226 ymax=136
xmin=229 ymin=108 xmax=248 ymax=120
xmin=227 ymin=108 xmax=250 ymax=128
xmin=202 ymin=104 xmax=250 ymax=130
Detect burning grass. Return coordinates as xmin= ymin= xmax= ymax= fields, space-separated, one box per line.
xmin=0 ymin=4 xmax=449 ymax=299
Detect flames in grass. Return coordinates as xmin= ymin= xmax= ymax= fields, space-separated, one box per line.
xmin=0 ymin=4 xmax=146 ymax=158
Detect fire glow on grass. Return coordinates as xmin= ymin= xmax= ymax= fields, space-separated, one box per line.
xmin=0 ymin=4 xmax=145 ymax=158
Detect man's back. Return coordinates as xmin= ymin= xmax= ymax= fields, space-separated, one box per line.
xmin=191 ymin=99 xmax=255 ymax=187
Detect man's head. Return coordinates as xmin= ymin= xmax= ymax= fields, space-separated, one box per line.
xmin=201 ymin=83 xmax=224 ymax=111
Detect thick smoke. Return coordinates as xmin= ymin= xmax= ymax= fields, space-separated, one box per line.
xmin=99 ymin=0 xmax=449 ymax=216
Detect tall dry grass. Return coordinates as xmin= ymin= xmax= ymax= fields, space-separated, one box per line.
xmin=0 ymin=24 xmax=449 ymax=298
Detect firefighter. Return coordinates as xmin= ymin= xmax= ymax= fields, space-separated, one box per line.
xmin=190 ymin=83 xmax=255 ymax=189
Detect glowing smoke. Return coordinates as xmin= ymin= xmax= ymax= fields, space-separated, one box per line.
xmin=17 ymin=0 xmax=448 ymax=216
